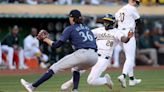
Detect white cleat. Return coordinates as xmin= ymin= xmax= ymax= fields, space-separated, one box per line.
xmin=72 ymin=89 xmax=78 ymax=92
xmin=9 ymin=65 xmax=16 ymax=70
xmin=19 ymin=65 xmax=28 ymax=70
xmin=118 ymin=75 xmax=127 ymax=88
xmin=61 ymin=79 xmax=73 ymax=90
xmin=20 ymin=79 xmax=35 ymax=92
xmin=129 ymin=79 xmax=142 ymax=86
xmin=105 ymin=74 xmax=113 ymax=89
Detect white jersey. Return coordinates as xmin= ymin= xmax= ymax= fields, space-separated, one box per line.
xmin=24 ymin=35 xmax=39 ymax=51
xmin=115 ymin=4 xmax=140 ymax=32
xmin=92 ymin=27 xmax=126 ymax=57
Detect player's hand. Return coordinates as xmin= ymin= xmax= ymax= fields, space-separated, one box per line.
xmin=128 ymin=31 xmax=133 ymax=39
xmin=37 ymin=30 xmax=49 ymax=40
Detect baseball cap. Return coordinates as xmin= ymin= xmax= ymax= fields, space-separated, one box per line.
xmin=68 ymin=9 xmax=82 ymax=18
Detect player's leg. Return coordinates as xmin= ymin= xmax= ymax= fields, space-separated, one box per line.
xmin=61 ymin=69 xmax=86 ymax=90
xmin=20 ymin=52 xmax=77 ymax=92
xmin=124 ymin=37 xmax=141 ymax=85
xmin=113 ymin=45 xmax=122 ymax=68
xmin=117 ymin=37 xmax=135 ymax=88
xmin=18 ymin=49 xmax=28 ymax=69
xmin=120 ymin=37 xmax=141 ymax=87
xmin=71 ymin=49 xmax=97 ymax=91
xmin=87 ymin=57 xmax=113 ymax=89
xmin=87 ymin=57 xmax=111 ymax=85
xmin=1 ymin=45 xmax=14 ymax=69
xmin=20 ymin=49 xmax=97 ymax=92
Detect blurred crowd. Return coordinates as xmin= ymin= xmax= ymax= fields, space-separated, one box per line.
xmin=0 ymin=26 xmax=51 ymax=70
xmin=0 ymin=0 xmax=163 ymax=5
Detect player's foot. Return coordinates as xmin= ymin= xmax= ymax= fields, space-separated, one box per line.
xmin=129 ymin=78 xmax=142 ymax=86
xmin=19 ymin=65 xmax=28 ymax=70
xmin=9 ymin=65 xmax=16 ymax=70
xmin=20 ymin=79 xmax=35 ymax=92
xmin=118 ymin=75 xmax=127 ymax=88
xmin=105 ymin=74 xmax=113 ymax=89
xmin=61 ymin=79 xmax=73 ymax=90
xmin=72 ymin=89 xmax=78 ymax=92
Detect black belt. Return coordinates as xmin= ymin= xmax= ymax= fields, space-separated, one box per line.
xmin=98 ymin=53 xmax=110 ymax=60
xmin=76 ymin=48 xmax=97 ymax=52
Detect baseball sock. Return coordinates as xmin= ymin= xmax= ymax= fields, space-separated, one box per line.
xmin=32 ymin=69 xmax=54 ymax=87
xmin=72 ymin=71 xmax=80 ymax=90
xmin=123 ymin=74 xmax=126 ymax=78
xmin=129 ymin=76 xmax=134 ymax=80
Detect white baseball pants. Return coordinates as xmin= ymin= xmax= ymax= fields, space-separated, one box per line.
xmin=87 ymin=56 xmax=110 ymax=85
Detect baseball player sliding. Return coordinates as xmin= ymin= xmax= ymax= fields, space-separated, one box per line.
xmin=60 ymin=14 xmax=134 ymax=91
xmin=20 ymin=9 xmax=98 ymax=92
xmin=115 ymin=0 xmax=141 ymax=88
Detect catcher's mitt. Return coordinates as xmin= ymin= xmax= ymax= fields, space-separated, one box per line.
xmin=37 ymin=30 xmax=49 ymax=40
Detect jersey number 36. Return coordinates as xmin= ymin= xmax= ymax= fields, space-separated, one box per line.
xmin=79 ymin=31 xmax=94 ymax=42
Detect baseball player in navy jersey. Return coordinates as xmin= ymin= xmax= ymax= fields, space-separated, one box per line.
xmin=20 ymin=9 xmax=98 ymax=92
xmin=115 ymin=0 xmax=142 ymax=88
xmin=60 ymin=14 xmax=134 ymax=91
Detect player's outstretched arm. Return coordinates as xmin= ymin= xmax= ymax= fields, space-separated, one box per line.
xmin=37 ymin=30 xmax=64 ymax=48
xmin=41 ymin=36 xmax=64 ymax=48
xmin=121 ymin=31 xmax=133 ymax=43
xmin=43 ymin=38 xmax=53 ymax=46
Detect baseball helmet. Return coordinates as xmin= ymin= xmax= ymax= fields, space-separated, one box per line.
xmin=102 ymin=14 xmax=115 ymax=22
xmin=102 ymin=14 xmax=115 ymax=30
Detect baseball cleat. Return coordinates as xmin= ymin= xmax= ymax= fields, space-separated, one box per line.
xmin=129 ymin=78 xmax=142 ymax=86
xmin=105 ymin=74 xmax=113 ymax=89
xmin=61 ymin=79 xmax=73 ymax=90
xmin=118 ymin=75 xmax=127 ymax=88
xmin=20 ymin=79 xmax=35 ymax=92
xmin=9 ymin=65 xmax=16 ymax=70
xmin=72 ymin=89 xmax=78 ymax=92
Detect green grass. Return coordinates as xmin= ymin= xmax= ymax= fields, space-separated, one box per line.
xmin=0 ymin=70 xmax=164 ymax=92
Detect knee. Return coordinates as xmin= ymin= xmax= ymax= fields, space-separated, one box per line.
xmin=49 ymin=65 xmax=60 ymax=74
xmin=151 ymin=49 xmax=157 ymax=54
xmin=9 ymin=48 xmax=14 ymax=53
xmin=87 ymin=77 xmax=95 ymax=85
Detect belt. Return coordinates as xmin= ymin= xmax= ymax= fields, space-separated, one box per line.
xmin=98 ymin=53 xmax=110 ymax=60
xmin=76 ymin=48 xmax=97 ymax=52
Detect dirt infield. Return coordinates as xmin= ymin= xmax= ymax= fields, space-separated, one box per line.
xmin=0 ymin=66 xmax=164 ymax=76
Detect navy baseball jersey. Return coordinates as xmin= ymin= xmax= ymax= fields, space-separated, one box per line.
xmin=60 ymin=24 xmax=97 ymax=50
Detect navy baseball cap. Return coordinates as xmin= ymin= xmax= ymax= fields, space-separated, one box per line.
xmin=68 ymin=9 xmax=82 ymax=18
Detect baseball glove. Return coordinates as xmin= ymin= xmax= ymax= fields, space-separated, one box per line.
xmin=37 ymin=30 xmax=49 ymax=40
